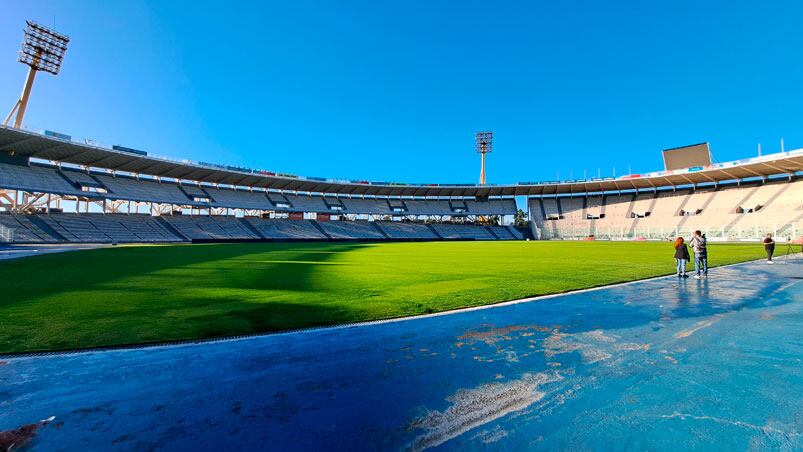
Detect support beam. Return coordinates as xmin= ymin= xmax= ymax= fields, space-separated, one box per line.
xmin=12 ymin=64 xmax=38 ymax=128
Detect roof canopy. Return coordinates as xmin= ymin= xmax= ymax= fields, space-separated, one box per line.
xmin=1 ymin=125 xmax=801 ymax=197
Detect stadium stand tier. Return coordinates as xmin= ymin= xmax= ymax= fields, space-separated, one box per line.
xmin=375 ymin=221 xmax=439 ymax=240
xmin=529 ymin=177 xmax=803 ymax=241
xmin=2 ymin=125 xmax=802 ymax=244
xmin=0 ymin=148 xmax=522 ymax=243
xmin=0 ymin=160 xmax=516 ymax=216
xmin=0 ymin=213 xmax=518 ymax=244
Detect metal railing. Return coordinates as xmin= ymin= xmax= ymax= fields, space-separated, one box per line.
xmin=535 ymin=222 xmax=801 ymax=242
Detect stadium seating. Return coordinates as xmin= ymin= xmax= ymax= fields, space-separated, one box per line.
xmin=489 ymin=225 xmax=522 ymax=240
xmin=118 ymin=215 xmax=184 ymax=242
xmin=94 ymin=174 xmax=191 ymax=205
xmin=375 ymin=221 xmax=438 ymax=239
xmin=162 ymin=215 xmax=259 ymax=240
xmin=245 ymin=218 xmax=327 ymax=239
xmin=529 ymin=179 xmax=803 ymax=240
xmin=340 ymin=198 xmax=392 ymax=215
xmin=404 ymin=200 xmax=462 ymax=216
xmin=0 ymin=212 xmax=521 ymax=244
xmin=0 ymin=214 xmax=56 ymax=242
xmin=506 ymin=226 xmax=525 ymax=240
xmin=0 ymin=161 xmax=519 ymax=218
xmin=429 ymin=223 xmax=497 ymax=240
xmin=0 ymin=162 xmax=89 ymax=197
xmin=318 ymin=220 xmax=385 ymax=239
xmin=201 ymin=187 xmax=269 ymax=210
xmin=60 ymin=169 xmax=105 ymax=188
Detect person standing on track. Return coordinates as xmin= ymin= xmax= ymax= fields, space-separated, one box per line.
xmin=690 ymin=230 xmax=708 ymax=279
xmin=764 ymin=233 xmax=776 ymax=263
xmin=674 ymin=237 xmax=690 ymax=278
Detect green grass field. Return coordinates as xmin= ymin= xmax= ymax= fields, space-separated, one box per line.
xmin=0 ymin=241 xmax=764 ymax=353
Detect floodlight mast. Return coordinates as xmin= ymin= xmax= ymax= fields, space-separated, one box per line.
xmin=4 ymin=21 xmax=70 ymax=128
xmin=475 ymin=131 xmax=493 ymax=185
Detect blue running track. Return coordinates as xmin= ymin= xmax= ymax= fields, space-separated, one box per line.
xmin=2 ymin=258 xmax=802 ymax=450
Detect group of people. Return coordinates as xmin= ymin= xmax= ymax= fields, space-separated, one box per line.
xmin=673 ymin=232 xmax=778 ymax=279
xmin=673 ymin=230 xmax=708 ymax=279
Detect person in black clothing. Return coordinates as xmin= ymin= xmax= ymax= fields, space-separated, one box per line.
xmin=764 ymin=233 xmax=775 ymax=263
xmin=674 ymin=237 xmax=690 ymax=277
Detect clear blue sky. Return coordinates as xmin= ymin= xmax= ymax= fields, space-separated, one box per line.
xmin=1 ymin=1 xmax=802 ymax=185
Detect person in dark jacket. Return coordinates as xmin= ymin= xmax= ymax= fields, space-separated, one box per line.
xmin=764 ymin=233 xmax=775 ymax=263
xmin=674 ymin=237 xmax=690 ymax=277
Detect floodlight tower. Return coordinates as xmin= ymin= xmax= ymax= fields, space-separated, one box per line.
xmin=4 ymin=21 xmax=70 ymax=128
xmin=475 ymin=131 xmax=492 ymax=185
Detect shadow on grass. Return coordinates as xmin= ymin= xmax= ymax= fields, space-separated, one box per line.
xmin=0 ymin=242 xmax=373 ymax=353
xmin=1 ymin=300 xmax=366 ymax=354
xmin=0 ymin=242 xmax=369 ymax=306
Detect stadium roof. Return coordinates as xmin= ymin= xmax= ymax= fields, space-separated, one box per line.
xmin=1 ymin=125 xmax=802 ymax=197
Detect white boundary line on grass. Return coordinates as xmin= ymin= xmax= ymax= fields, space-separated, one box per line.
xmin=3 ymin=256 xmax=785 ymax=359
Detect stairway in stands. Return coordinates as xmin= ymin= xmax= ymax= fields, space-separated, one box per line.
xmin=486 ymin=227 xmax=501 ymax=239
xmin=155 ymin=217 xmax=190 ymax=241
xmin=28 ymin=216 xmax=68 ymax=241
xmin=239 ymin=218 xmax=266 ymax=239
xmin=426 ymin=224 xmax=443 ymax=239
xmin=371 ymin=222 xmax=391 ymax=239
xmin=311 ymin=221 xmax=332 ymax=239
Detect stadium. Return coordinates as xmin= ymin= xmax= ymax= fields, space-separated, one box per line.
xmin=0 ymin=128 xmax=801 ymax=244
xmin=2 ymin=6 xmax=803 ymax=452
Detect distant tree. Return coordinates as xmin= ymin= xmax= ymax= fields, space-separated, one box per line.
xmin=514 ymin=209 xmax=529 ymax=228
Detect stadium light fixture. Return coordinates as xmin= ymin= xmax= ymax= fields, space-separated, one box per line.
xmin=475 ymin=131 xmax=492 ymax=185
xmin=4 ymin=21 xmax=70 ymax=128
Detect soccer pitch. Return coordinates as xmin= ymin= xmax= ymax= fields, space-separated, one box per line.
xmin=0 ymin=241 xmax=763 ymax=353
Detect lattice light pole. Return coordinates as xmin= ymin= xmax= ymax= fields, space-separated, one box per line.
xmin=475 ymin=131 xmax=492 ymax=185
xmin=4 ymin=21 xmax=70 ymax=128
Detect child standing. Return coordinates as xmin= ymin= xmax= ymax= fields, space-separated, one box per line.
xmin=674 ymin=237 xmax=690 ymax=278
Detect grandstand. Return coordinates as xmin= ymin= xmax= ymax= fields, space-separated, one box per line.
xmin=0 ymin=125 xmax=802 ymax=244
xmin=530 ymin=177 xmax=803 ymax=241
xmin=0 ymin=128 xmax=526 ymax=243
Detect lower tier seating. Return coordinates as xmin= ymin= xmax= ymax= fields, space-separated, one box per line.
xmin=375 ymin=221 xmax=438 ymax=239
xmin=318 ymin=220 xmax=385 ymax=239
xmin=0 ymin=213 xmax=522 ymax=243
xmin=245 ymin=219 xmax=327 ymax=239
xmin=429 ymin=223 xmax=497 ymax=240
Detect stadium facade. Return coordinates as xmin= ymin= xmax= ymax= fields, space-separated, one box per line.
xmin=0 ymin=125 xmax=801 ymax=244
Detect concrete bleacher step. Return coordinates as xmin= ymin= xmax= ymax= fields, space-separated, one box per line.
xmin=507 ymin=226 xmax=525 ymax=240
xmin=0 ymin=215 xmax=48 ymax=243
xmin=726 ymin=183 xmax=794 ymax=233
xmin=56 ymin=170 xmax=81 ymax=188
xmin=155 ymin=217 xmax=191 ymax=241
xmin=757 ymin=183 xmax=792 ymax=211
xmin=675 ymin=190 xmax=715 ymax=232
xmin=310 ymin=221 xmax=332 ymax=239
xmin=625 ymin=193 xmax=644 ymax=236
xmin=239 ymin=218 xmax=266 ymax=239
xmin=486 ymin=227 xmax=501 ymax=239
xmin=426 ymin=224 xmax=443 ymax=239
xmin=29 ymin=215 xmax=68 ymax=241
xmin=371 ymin=222 xmax=391 ymax=239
